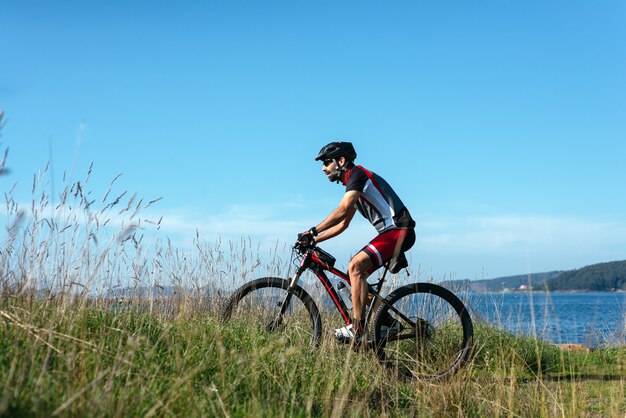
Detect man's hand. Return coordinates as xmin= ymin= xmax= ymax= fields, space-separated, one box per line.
xmin=297 ymin=227 xmax=317 ymax=248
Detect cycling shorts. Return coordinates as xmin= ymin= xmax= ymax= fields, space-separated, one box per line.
xmin=360 ymin=228 xmax=415 ymax=270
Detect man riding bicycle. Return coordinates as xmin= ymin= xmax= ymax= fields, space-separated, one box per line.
xmin=299 ymin=141 xmax=416 ymax=344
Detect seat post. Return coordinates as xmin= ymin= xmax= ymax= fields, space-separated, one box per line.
xmin=365 ymin=265 xmax=389 ymax=326
xmin=367 ymin=265 xmax=389 ymax=295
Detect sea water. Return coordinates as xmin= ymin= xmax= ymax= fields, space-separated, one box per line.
xmin=469 ymin=291 xmax=626 ymax=347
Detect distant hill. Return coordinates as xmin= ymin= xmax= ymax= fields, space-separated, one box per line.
xmin=444 ymin=271 xmax=562 ymax=292
xmin=445 ymin=260 xmax=626 ymax=292
xmin=544 ymin=260 xmax=626 ymax=291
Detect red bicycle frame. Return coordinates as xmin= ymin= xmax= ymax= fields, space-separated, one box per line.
xmin=289 ymin=245 xmax=391 ymax=327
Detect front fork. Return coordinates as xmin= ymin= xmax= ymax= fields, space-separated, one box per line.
xmin=268 ymin=259 xmax=308 ymax=331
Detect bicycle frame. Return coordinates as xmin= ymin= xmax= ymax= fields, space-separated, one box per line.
xmin=287 ymin=245 xmax=407 ymax=330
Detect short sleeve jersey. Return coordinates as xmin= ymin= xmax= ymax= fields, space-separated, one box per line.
xmin=344 ymin=165 xmax=415 ymax=233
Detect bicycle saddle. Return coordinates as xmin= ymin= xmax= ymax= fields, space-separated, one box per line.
xmin=388 ymin=252 xmax=408 ymax=274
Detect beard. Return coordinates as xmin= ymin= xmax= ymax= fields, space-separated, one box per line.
xmin=327 ymin=169 xmax=341 ymax=182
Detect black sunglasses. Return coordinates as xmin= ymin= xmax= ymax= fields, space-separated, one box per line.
xmin=323 ymin=159 xmax=334 ymax=167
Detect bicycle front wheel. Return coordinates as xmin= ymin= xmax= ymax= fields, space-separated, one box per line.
xmin=373 ymin=283 xmax=473 ymax=380
xmin=221 ymin=277 xmax=322 ymax=347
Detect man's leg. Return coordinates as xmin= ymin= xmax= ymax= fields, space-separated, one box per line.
xmin=348 ymin=251 xmax=374 ymax=332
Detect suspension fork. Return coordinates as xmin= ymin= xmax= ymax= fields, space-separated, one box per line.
xmin=273 ymin=253 xmax=310 ymax=324
xmin=289 ymin=265 xmax=305 ymax=289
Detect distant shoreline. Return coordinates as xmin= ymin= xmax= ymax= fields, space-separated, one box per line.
xmin=471 ymin=289 xmax=626 ymax=294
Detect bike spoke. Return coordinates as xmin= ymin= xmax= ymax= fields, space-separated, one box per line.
xmin=374 ymin=284 xmax=473 ymax=380
xmin=222 ymin=278 xmax=322 ymax=347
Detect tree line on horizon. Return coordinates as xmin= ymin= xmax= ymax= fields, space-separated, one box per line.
xmin=445 ymin=260 xmax=626 ymax=292
xmin=543 ymin=260 xmax=626 ymax=291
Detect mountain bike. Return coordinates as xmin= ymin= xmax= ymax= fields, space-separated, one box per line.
xmin=221 ymin=239 xmax=474 ymax=380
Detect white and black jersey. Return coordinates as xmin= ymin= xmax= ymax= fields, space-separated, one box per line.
xmin=344 ymin=165 xmax=415 ymax=234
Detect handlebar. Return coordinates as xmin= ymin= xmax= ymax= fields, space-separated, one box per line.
xmin=293 ymin=238 xmax=316 ymax=254
xmin=295 ymin=232 xmax=316 ymax=253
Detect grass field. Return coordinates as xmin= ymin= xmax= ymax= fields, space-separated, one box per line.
xmin=0 ymin=295 xmax=624 ymax=417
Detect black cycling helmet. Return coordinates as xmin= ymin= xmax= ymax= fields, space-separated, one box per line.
xmin=315 ymin=142 xmax=357 ymax=162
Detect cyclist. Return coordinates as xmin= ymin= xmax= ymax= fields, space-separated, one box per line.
xmin=299 ymin=141 xmax=416 ymax=344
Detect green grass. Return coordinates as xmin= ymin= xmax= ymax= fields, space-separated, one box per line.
xmin=1 ymin=297 xmax=624 ymax=417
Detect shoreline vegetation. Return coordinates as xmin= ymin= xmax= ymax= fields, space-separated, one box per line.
xmin=480 ymin=289 xmax=626 ymax=294
xmin=0 ymin=125 xmax=624 ymax=416
xmin=445 ymin=261 xmax=626 ymax=293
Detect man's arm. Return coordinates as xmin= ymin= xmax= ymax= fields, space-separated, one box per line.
xmin=314 ymin=190 xmax=360 ymax=243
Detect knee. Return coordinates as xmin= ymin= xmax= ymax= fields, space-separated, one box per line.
xmin=349 ymin=259 xmax=368 ymax=279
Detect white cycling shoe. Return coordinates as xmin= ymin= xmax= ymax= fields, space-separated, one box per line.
xmin=334 ymin=324 xmax=367 ymax=344
xmin=334 ymin=319 xmax=403 ymax=344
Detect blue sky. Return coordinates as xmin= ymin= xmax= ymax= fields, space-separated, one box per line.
xmin=1 ymin=1 xmax=625 ymax=280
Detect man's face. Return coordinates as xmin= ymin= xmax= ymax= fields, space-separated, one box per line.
xmin=322 ymin=157 xmax=344 ymax=182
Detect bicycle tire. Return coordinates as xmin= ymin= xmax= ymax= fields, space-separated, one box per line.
xmin=221 ymin=277 xmax=323 ymax=347
xmin=372 ymin=283 xmax=473 ymax=380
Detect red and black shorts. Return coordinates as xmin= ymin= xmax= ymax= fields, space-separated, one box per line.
xmin=360 ymin=228 xmax=416 ymax=270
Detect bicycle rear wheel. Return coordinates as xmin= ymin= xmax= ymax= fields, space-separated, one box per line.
xmin=373 ymin=283 xmax=473 ymax=380
xmin=221 ymin=277 xmax=322 ymax=347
